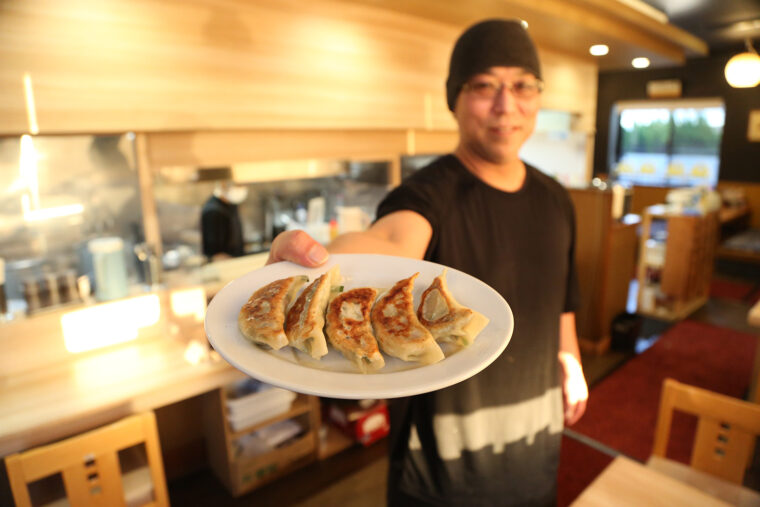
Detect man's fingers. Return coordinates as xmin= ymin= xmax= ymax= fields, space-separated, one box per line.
xmin=576 ymin=398 xmax=587 ymax=422
xmin=267 ymin=230 xmax=329 ymax=267
xmin=565 ymin=398 xmax=587 ymax=426
xmin=565 ymin=404 xmax=575 ymax=425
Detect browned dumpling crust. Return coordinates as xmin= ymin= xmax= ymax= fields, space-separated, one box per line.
xmin=418 ymin=269 xmax=489 ymax=347
xmin=370 ymin=273 xmax=444 ymax=364
xmin=285 ymin=266 xmax=339 ymax=359
xmin=325 ymin=287 xmax=385 ymax=373
xmin=238 ymin=275 xmax=307 ymax=350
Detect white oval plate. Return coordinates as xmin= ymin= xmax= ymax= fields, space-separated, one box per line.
xmin=205 ymin=253 xmax=513 ymax=399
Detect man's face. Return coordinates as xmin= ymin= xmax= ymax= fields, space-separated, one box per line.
xmin=453 ymin=66 xmax=542 ymax=165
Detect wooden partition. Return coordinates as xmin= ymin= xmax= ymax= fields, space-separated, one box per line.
xmin=631 ymin=185 xmax=671 ymax=215
xmin=569 ymin=188 xmax=639 ymax=353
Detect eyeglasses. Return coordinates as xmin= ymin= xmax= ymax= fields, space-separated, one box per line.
xmin=462 ymin=76 xmax=545 ymax=100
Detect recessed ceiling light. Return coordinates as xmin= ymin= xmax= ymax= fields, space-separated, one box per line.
xmin=520 ymin=19 xmax=529 ymax=29
xmin=632 ymin=57 xmax=650 ymax=69
xmin=590 ymin=44 xmax=609 ymax=56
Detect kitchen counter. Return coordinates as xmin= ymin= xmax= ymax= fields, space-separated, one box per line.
xmin=0 ymin=252 xmax=269 ymax=457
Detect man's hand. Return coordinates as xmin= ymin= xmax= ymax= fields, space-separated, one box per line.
xmin=267 ymin=230 xmax=329 ymax=267
xmin=559 ymin=351 xmax=588 ymax=426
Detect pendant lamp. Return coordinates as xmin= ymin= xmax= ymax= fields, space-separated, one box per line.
xmin=724 ymin=39 xmax=760 ymax=88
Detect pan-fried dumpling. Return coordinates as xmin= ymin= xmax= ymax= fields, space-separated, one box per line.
xmin=371 ymin=273 xmax=444 ymax=364
xmin=325 ymin=287 xmax=385 ymax=373
xmin=285 ymin=266 xmax=340 ymax=359
xmin=417 ymin=269 xmax=489 ymax=347
xmin=238 ymin=275 xmax=308 ymax=350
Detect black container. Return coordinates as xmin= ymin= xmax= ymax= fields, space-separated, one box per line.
xmin=0 ymin=258 xmax=5 ymax=314
xmin=0 ymin=283 xmax=6 ymax=315
xmin=610 ymin=312 xmax=642 ymax=352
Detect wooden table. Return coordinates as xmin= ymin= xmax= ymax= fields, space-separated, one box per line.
xmin=572 ymin=456 xmax=732 ymax=506
xmin=748 ymin=299 xmax=760 ymax=328
xmin=718 ymin=204 xmax=751 ymax=227
xmin=646 ymin=456 xmax=760 ymax=506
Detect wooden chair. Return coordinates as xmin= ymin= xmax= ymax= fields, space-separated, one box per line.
xmin=5 ymin=412 xmax=169 ymax=507
xmin=651 ymin=378 xmax=760 ymax=484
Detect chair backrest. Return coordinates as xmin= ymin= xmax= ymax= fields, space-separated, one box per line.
xmin=5 ymin=412 xmax=169 ymax=507
xmin=652 ymin=378 xmax=760 ymax=484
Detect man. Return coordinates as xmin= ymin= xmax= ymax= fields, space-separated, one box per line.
xmin=201 ymin=181 xmax=247 ymax=261
xmin=268 ymin=19 xmax=587 ymax=506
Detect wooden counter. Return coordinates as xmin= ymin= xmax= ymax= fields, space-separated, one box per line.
xmin=0 ymin=252 xmax=276 ymax=459
xmin=0 ymin=285 xmax=247 ymax=457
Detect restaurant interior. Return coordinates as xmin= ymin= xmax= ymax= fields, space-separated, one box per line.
xmin=1 ymin=0 xmax=760 ymax=505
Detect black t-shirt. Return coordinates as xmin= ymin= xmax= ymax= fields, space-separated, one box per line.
xmin=376 ymin=154 xmax=580 ymax=506
xmin=201 ymin=195 xmax=244 ymax=259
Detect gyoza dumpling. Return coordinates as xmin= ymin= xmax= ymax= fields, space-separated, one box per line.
xmin=238 ymin=275 xmax=308 ymax=350
xmin=285 ymin=266 xmax=340 ymax=359
xmin=371 ymin=273 xmax=444 ymax=364
xmin=325 ymin=287 xmax=385 ymax=373
xmin=417 ymin=269 xmax=489 ymax=347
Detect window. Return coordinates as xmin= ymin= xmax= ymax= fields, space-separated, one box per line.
xmin=610 ymin=99 xmax=725 ymax=187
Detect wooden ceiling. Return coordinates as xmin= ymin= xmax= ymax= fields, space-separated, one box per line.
xmin=342 ymin=0 xmax=709 ymax=70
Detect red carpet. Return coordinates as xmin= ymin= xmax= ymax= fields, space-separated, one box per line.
xmin=710 ymin=278 xmax=758 ymax=303
xmin=569 ymin=320 xmax=757 ymax=463
xmin=556 ymin=435 xmax=613 ymax=507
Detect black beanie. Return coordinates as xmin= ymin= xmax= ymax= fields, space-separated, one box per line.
xmin=446 ymin=19 xmax=542 ymax=112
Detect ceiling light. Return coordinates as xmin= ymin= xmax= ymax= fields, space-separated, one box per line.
xmin=725 ymin=39 xmax=760 ymax=88
xmin=590 ymin=44 xmax=609 ymax=56
xmin=632 ymin=57 xmax=650 ymax=69
xmin=727 ymin=19 xmax=760 ymax=34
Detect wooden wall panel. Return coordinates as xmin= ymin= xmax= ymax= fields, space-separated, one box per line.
xmin=0 ymin=0 xmax=597 ymax=136
xmin=0 ymin=0 xmax=458 ymax=134
xmin=540 ymin=51 xmax=598 ymax=133
xmin=145 ymin=129 xmax=408 ymax=168
xmin=408 ymin=130 xmax=459 ymax=156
